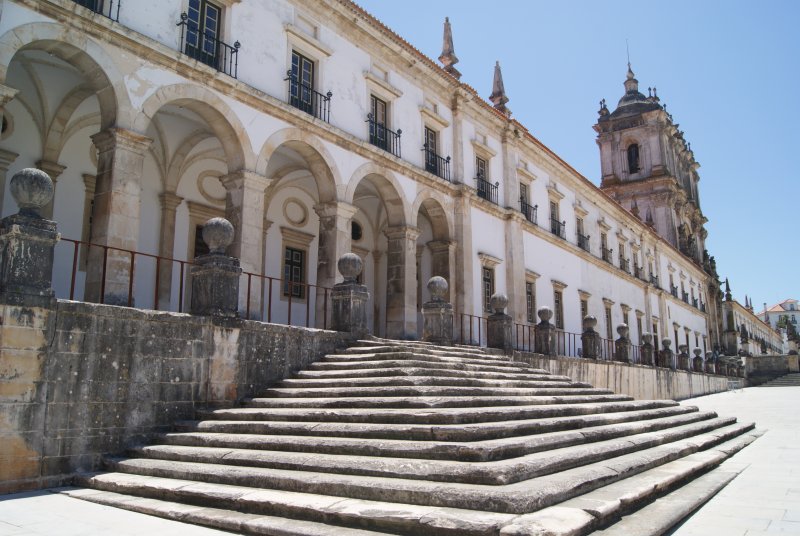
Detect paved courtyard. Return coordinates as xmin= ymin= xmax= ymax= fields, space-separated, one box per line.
xmin=0 ymin=384 xmax=797 ymax=536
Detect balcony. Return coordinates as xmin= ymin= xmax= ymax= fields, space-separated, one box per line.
xmin=601 ymin=247 xmax=613 ymax=264
xmin=367 ymin=115 xmax=402 ymax=157
xmin=520 ymin=199 xmax=538 ymax=225
xmin=670 ymin=285 xmax=678 ymax=298
xmin=682 ymin=291 xmax=689 ymax=303
xmin=692 ymin=297 xmax=699 ymax=308
xmin=550 ymin=218 xmax=566 ymax=239
xmin=73 ymin=0 xmax=120 ymax=21
xmin=423 ymin=145 xmax=451 ymax=182
xmin=475 ymin=176 xmax=499 ymax=205
xmin=178 ymin=13 xmax=240 ymax=78
xmin=619 ymin=258 xmax=630 ymax=274
xmin=633 ymin=264 xmax=642 ymax=279
xmin=577 ymin=233 xmax=590 ymax=252
xmin=285 ymin=71 xmax=332 ymax=123
xmin=650 ymin=274 xmax=660 ymax=288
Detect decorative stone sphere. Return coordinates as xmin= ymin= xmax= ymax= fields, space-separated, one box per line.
xmin=337 ymin=253 xmax=363 ymax=282
xmin=641 ymin=332 xmax=653 ymax=344
xmin=537 ymin=306 xmax=553 ymax=323
xmin=582 ymin=315 xmax=597 ymax=331
xmin=661 ymin=338 xmax=672 ymax=350
xmin=427 ymin=276 xmax=448 ymax=302
xmin=202 ymin=217 xmax=235 ymax=254
xmin=705 ymin=351 xmax=714 ymax=360
xmin=616 ymin=323 xmax=629 ymax=338
xmin=693 ymin=348 xmax=702 ymax=357
xmin=490 ymin=293 xmax=508 ymax=314
xmin=10 ymin=168 xmax=54 ymax=216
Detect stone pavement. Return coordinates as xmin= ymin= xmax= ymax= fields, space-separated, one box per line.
xmin=672 ymin=385 xmax=800 ymax=535
xmin=0 ymin=384 xmax=797 ymax=536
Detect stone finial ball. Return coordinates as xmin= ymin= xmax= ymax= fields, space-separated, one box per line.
xmin=694 ymin=348 xmax=702 ymax=357
xmin=537 ymin=306 xmax=553 ymax=323
xmin=427 ymin=276 xmax=448 ymax=301
xmin=202 ymin=217 xmax=235 ymax=254
xmin=662 ymin=338 xmax=672 ymax=349
xmin=642 ymin=332 xmax=653 ymax=344
xmin=616 ymin=323 xmax=629 ymax=337
xmin=705 ymin=351 xmax=714 ymax=360
xmin=337 ymin=253 xmax=363 ymax=280
xmin=10 ymin=168 xmax=54 ymax=216
xmin=490 ymin=293 xmax=508 ymax=314
xmin=582 ymin=315 xmax=597 ymax=330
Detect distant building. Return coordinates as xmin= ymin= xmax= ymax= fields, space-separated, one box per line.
xmin=758 ymin=299 xmax=799 ymax=330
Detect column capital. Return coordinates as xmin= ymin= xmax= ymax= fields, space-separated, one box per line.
xmin=81 ymin=173 xmax=97 ymax=192
xmin=159 ymin=191 xmax=184 ymax=211
xmin=36 ymin=160 xmax=67 ymax=182
xmin=427 ymin=239 xmax=455 ymax=254
xmin=314 ymin=200 xmax=358 ymax=220
xmin=91 ymin=127 xmax=152 ymax=155
xmin=384 ymin=225 xmax=421 ymax=242
xmin=220 ymin=169 xmax=271 ymax=192
xmin=0 ymin=84 xmax=18 ymax=107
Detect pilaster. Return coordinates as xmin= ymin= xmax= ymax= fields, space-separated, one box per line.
xmin=157 ymin=191 xmax=184 ymax=309
xmin=383 ymin=225 xmax=420 ymax=339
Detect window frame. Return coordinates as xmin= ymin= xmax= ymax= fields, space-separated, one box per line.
xmin=184 ymin=0 xmax=223 ymax=69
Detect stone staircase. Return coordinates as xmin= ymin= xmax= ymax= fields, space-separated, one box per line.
xmin=66 ymin=339 xmax=760 ymax=535
xmin=758 ymin=373 xmax=800 ymax=387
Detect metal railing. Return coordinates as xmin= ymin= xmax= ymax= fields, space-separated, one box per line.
xmin=577 ymin=233 xmax=590 ymax=252
xmin=670 ymin=285 xmax=679 ymax=298
xmin=422 ymin=145 xmax=451 ymax=181
xmin=619 ymin=257 xmax=630 ymax=273
xmin=285 ymin=71 xmax=331 ymax=122
xmin=53 ymin=237 xmax=331 ymax=329
xmin=456 ymin=314 xmax=487 ymax=347
xmin=520 ymin=200 xmax=538 ymax=224
xmin=367 ymin=115 xmax=401 ymax=157
xmin=601 ymin=247 xmax=613 ymax=263
xmin=650 ymin=274 xmax=660 ymax=287
xmin=682 ymin=291 xmax=689 ymax=304
xmin=550 ymin=218 xmax=566 ymax=239
xmin=475 ymin=177 xmax=499 ymax=205
xmin=634 ymin=264 xmax=642 ymax=279
xmin=73 ymin=0 xmax=120 ymax=21
xmin=178 ymin=13 xmax=240 ymax=78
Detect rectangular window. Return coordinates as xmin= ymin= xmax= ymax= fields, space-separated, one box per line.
xmin=290 ymin=50 xmax=315 ymax=114
xmin=554 ymin=290 xmax=564 ymax=329
xmin=482 ymin=266 xmax=495 ymax=313
xmin=605 ymin=306 xmax=613 ymax=339
xmin=476 ymin=156 xmax=487 ymax=179
xmin=185 ymin=0 xmax=222 ymax=68
xmin=674 ymin=327 xmax=679 ymax=349
xmin=424 ymin=126 xmax=438 ymax=174
xmin=636 ymin=316 xmax=643 ymax=344
xmin=576 ymin=217 xmax=584 ymax=235
xmin=653 ymin=322 xmax=659 ymax=352
xmin=526 ymin=281 xmax=536 ymax=323
xmin=283 ymin=247 xmax=306 ymax=299
xmin=369 ymin=94 xmax=389 ymax=150
xmin=549 ymin=200 xmax=559 ymax=221
xmin=580 ymin=298 xmax=588 ymax=322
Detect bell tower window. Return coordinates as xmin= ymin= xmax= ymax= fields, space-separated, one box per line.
xmin=627 ymin=143 xmax=640 ymax=174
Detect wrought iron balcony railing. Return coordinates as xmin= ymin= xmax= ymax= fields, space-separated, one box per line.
xmin=577 ymin=233 xmax=590 ymax=252
xmin=73 ymin=0 xmax=120 ymax=21
xmin=619 ymin=257 xmax=630 ymax=273
xmin=601 ymin=247 xmax=613 ymax=263
xmin=634 ymin=264 xmax=642 ymax=279
xmin=670 ymin=285 xmax=678 ymax=297
xmin=682 ymin=291 xmax=689 ymax=303
xmin=422 ymin=144 xmax=451 ymax=182
xmin=178 ymin=13 xmax=240 ymax=78
xmin=476 ymin=176 xmax=499 ymax=205
xmin=285 ymin=71 xmax=331 ymax=123
xmin=692 ymin=298 xmax=699 ymax=308
xmin=520 ymin=199 xmax=538 ymax=225
xmin=650 ymin=274 xmax=660 ymax=288
xmin=550 ymin=218 xmax=566 ymax=239
xmin=367 ymin=115 xmax=401 ymax=157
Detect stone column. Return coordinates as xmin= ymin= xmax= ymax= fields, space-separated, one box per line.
xmin=156 ymin=191 xmax=184 ymax=309
xmin=535 ymin=306 xmax=556 ymax=356
xmin=86 ymin=128 xmax=152 ymax=305
xmin=678 ymin=345 xmax=690 ymax=370
xmin=190 ymin=218 xmax=241 ymax=318
xmin=453 ymin=190 xmax=474 ymax=321
xmin=614 ymin=324 xmax=631 ymax=363
xmin=427 ymin=240 xmax=455 ymax=303
xmin=331 ymin=253 xmax=370 ymax=338
xmin=384 ymin=225 xmax=420 ymax=339
xmin=640 ymin=332 xmax=654 ymax=366
xmin=34 ymin=160 xmax=66 ymax=219
xmin=581 ymin=315 xmax=601 ymax=359
xmin=0 ymin=148 xmax=18 ymax=215
xmin=315 ymin=201 xmax=358 ymax=328
xmin=422 ymin=276 xmax=453 ymax=346
xmin=221 ymin=170 xmax=271 ymax=318
xmin=0 ymin=169 xmax=58 ymax=307
xmin=487 ymin=293 xmax=512 ymax=352
xmin=505 ymin=214 xmax=527 ymax=323
xmin=658 ymin=338 xmax=674 ymax=369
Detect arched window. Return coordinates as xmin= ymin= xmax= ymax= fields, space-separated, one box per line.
xmin=627 ymin=143 xmax=640 ymax=173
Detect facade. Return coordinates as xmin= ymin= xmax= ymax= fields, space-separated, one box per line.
xmin=758 ymin=299 xmax=799 ymax=330
xmin=721 ymin=283 xmax=784 ymax=356
xmin=0 ymin=0 xmax=716 ymax=352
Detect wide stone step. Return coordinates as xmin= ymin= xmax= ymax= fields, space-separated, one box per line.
xmin=347 ymin=341 xmax=494 ymax=359
xmin=322 ymin=352 xmax=535 ymax=369
xmin=103 ymin=421 xmax=754 ymax=514
xmin=309 ymin=358 xmax=548 ymax=375
xmin=293 ymin=366 xmax=562 ymax=382
xmin=175 ymin=405 xmax=696 ymax=442
xmin=279 ymin=375 xmax=576 ymax=389
xmin=261 ymin=384 xmax=594 ymax=398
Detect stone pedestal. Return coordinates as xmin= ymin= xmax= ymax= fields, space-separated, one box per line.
xmin=692 ymin=348 xmax=704 ymax=372
xmin=487 ymin=294 xmax=512 ymax=352
xmin=640 ymin=333 xmax=654 ymax=366
xmin=422 ymin=276 xmax=453 ymax=346
xmin=614 ymin=324 xmax=631 ymax=363
xmin=190 ymin=218 xmax=241 ymax=318
xmin=581 ymin=315 xmax=601 ymax=359
xmin=331 ymin=253 xmax=370 ymax=338
xmin=705 ymin=352 xmax=716 ymax=374
xmin=678 ymin=345 xmax=690 ymax=371
xmin=534 ymin=306 xmax=556 ymax=356
xmin=0 ymin=169 xmax=59 ymax=307
xmin=657 ymin=338 xmax=674 ymax=369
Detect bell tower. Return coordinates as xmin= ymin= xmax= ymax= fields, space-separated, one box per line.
xmin=594 ymin=64 xmax=707 ymax=264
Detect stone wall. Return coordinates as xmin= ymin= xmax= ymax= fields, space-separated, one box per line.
xmin=0 ymin=300 xmax=349 ymax=493
xmin=746 ymin=354 xmax=799 ymax=386
xmin=513 ymin=351 xmax=730 ymax=401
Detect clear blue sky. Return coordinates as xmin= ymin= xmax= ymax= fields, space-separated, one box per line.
xmin=356 ymin=0 xmax=799 ymax=311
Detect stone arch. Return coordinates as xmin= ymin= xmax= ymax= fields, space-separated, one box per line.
xmin=0 ymin=22 xmax=128 ymax=130
xmin=411 ymin=193 xmax=452 ymax=241
xmin=257 ymin=128 xmax=340 ymax=204
xmin=345 ymin=162 xmax=409 ymax=227
xmin=133 ymin=83 xmax=254 ymax=173
xmin=43 ymin=83 xmax=97 ymax=162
